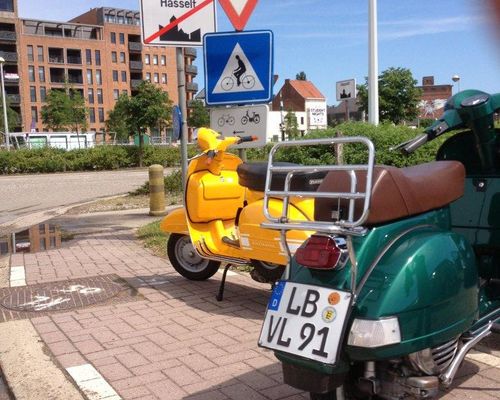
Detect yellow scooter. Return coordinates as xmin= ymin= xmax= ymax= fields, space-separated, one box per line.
xmin=160 ymin=128 xmax=321 ymax=287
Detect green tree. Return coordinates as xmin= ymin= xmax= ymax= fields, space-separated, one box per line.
xmin=41 ymin=88 xmax=87 ymax=132
xmin=0 ymin=96 xmax=20 ymax=133
xmin=296 ymin=71 xmax=307 ymax=80
xmin=187 ymin=100 xmax=209 ymax=128
xmin=105 ymin=94 xmax=130 ymax=142
xmin=357 ymin=67 xmax=422 ymax=124
xmin=107 ymin=81 xmax=172 ymax=166
xmin=284 ymin=110 xmax=300 ymax=139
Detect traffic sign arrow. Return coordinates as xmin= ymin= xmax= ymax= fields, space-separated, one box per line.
xmin=219 ymin=0 xmax=259 ymax=31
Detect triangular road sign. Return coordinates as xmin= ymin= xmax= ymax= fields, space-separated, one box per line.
xmin=219 ymin=0 xmax=258 ymax=31
xmin=212 ymin=43 xmax=264 ymax=94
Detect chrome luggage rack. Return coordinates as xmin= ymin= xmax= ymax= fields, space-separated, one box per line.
xmin=261 ymin=136 xmax=375 ymax=281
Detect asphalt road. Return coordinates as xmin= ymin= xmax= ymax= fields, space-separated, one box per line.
xmin=0 ymin=169 xmax=153 ymax=229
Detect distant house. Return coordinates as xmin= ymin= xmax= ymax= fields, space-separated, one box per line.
xmin=327 ymin=98 xmax=363 ymax=125
xmin=270 ymin=79 xmax=328 ymax=138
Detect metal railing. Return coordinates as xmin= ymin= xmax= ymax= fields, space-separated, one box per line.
xmin=0 ymin=31 xmax=16 ymax=41
xmin=185 ymin=64 xmax=198 ymax=74
xmin=186 ymin=82 xmax=198 ymax=92
xmin=0 ymin=51 xmax=17 ymax=62
xmin=128 ymin=42 xmax=142 ymax=52
xmin=129 ymin=61 xmax=143 ymax=70
xmin=262 ymin=137 xmax=376 ymax=236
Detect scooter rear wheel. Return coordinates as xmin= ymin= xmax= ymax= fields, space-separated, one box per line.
xmin=250 ymin=260 xmax=285 ymax=282
xmin=167 ymin=234 xmax=221 ymax=280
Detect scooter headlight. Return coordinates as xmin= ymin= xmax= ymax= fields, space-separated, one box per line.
xmin=348 ymin=317 xmax=401 ymax=348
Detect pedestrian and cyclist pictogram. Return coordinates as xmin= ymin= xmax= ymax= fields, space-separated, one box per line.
xmin=204 ymin=30 xmax=273 ymax=106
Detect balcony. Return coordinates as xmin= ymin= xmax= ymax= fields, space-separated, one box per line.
xmin=185 ymin=64 xmax=198 ymax=75
xmin=0 ymin=31 xmax=16 ymax=41
xmin=7 ymin=94 xmax=20 ymax=104
xmin=184 ymin=47 xmax=196 ymax=57
xmin=131 ymin=79 xmax=142 ymax=89
xmin=129 ymin=61 xmax=143 ymax=70
xmin=128 ymin=42 xmax=142 ymax=52
xmin=0 ymin=51 xmax=17 ymax=62
xmin=186 ymin=82 xmax=198 ymax=92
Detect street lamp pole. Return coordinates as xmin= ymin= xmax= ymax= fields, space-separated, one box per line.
xmin=0 ymin=57 xmax=9 ymax=151
xmin=368 ymin=0 xmax=379 ymax=125
xmin=452 ymin=74 xmax=460 ymax=94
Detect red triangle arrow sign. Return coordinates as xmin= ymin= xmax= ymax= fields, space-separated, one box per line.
xmin=219 ymin=0 xmax=259 ymax=31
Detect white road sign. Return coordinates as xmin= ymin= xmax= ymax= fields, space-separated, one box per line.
xmin=210 ymin=104 xmax=268 ymax=148
xmin=336 ymin=79 xmax=356 ymax=101
xmin=140 ymin=0 xmax=217 ymax=46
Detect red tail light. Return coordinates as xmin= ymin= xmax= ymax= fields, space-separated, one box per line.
xmin=295 ymin=235 xmax=342 ymax=269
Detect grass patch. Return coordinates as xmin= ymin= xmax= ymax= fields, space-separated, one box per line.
xmin=136 ymin=220 xmax=168 ymax=258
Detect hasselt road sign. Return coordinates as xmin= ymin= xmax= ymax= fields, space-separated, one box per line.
xmin=219 ymin=0 xmax=259 ymax=31
xmin=210 ymin=104 xmax=268 ymax=148
xmin=140 ymin=0 xmax=216 ymax=46
xmin=204 ymin=30 xmax=273 ymax=106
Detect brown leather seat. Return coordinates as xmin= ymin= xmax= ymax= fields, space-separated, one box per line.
xmin=315 ymin=161 xmax=465 ymax=225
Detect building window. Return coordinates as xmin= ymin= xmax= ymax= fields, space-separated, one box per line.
xmin=98 ymin=107 xmax=104 ymax=123
xmin=97 ymin=88 xmax=103 ymax=104
xmin=301 ymin=117 xmax=304 ymax=124
xmin=31 ymin=106 xmax=38 ymax=123
xmin=86 ymin=69 xmax=93 ymax=85
xmin=110 ymin=32 xmax=116 ymax=43
xmin=121 ymin=71 xmax=127 ymax=82
xmin=38 ymin=66 xmax=45 ymax=82
xmin=145 ymin=54 xmax=150 ymax=65
xmin=153 ymin=73 xmax=159 ymax=83
xmin=119 ymin=33 xmax=125 ymax=44
xmin=37 ymin=46 xmax=44 ymax=62
xmin=0 ymin=0 xmax=14 ymax=12
xmin=30 ymin=86 xmax=37 ymax=102
xmin=89 ymin=108 xmax=95 ymax=123
xmin=122 ymin=89 xmax=128 ymax=96
xmin=153 ymin=55 xmax=158 ymax=65
xmin=95 ymin=50 xmax=101 ymax=66
xmin=145 ymin=72 xmax=151 ymax=81
xmin=27 ymin=45 xmax=34 ymax=62
xmin=28 ymin=66 xmax=35 ymax=82
xmin=161 ymin=55 xmax=166 ymax=65
xmin=40 ymin=86 xmax=47 ymax=102
xmin=120 ymin=52 xmax=125 ymax=63
xmin=161 ymin=73 xmax=167 ymax=84
xmin=113 ymin=89 xmax=119 ymax=100
xmin=88 ymin=88 xmax=94 ymax=104
xmin=112 ymin=70 xmax=118 ymax=82
xmin=86 ymin=49 xmax=92 ymax=65
xmin=96 ymin=69 xmax=102 ymax=85
xmin=111 ymin=51 xmax=117 ymax=63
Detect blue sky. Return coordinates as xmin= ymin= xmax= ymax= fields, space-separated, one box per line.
xmin=18 ymin=0 xmax=500 ymax=105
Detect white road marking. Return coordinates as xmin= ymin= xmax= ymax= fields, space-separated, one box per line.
xmin=66 ymin=364 xmax=121 ymax=400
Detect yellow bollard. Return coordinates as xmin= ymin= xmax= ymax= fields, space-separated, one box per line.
xmin=149 ymin=164 xmax=166 ymax=216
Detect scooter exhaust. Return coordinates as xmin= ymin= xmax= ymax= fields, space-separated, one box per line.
xmin=440 ymin=322 xmax=492 ymax=387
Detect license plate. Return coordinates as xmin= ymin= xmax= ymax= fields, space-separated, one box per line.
xmin=258 ymin=281 xmax=352 ymax=365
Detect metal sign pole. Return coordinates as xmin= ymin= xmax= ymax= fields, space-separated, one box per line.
xmin=176 ymin=47 xmax=189 ymax=192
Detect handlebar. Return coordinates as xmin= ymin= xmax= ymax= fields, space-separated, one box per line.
xmin=403 ymin=134 xmax=428 ymax=154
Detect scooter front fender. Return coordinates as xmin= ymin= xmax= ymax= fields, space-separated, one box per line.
xmin=160 ymin=207 xmax=189 ymax=235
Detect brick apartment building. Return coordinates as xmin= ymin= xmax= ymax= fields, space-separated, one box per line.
xmin=0 ymin=0 xmax=197 ymax=138
xmin=417 ymin=76 xmax=452 ymax=120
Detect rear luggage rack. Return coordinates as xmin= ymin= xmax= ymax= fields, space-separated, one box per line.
xmin=262 ymin=136 xmax=375 ymax=236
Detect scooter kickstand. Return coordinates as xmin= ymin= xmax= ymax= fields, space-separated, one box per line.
xmin=216 ymin=264 xmax=233 ymax=302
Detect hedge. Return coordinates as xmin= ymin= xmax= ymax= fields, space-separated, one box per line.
xmin=0 ymin=145 xmax=197 ymax=174
xmin=0 ymin=122 xmax=451 ymax=174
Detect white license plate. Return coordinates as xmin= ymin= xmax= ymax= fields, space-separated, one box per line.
xmin=259 ymin=281 xmax=352 ymax=365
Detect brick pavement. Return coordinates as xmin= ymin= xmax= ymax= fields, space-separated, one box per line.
xmin=5 ymin=228 xmax=500 ymax=400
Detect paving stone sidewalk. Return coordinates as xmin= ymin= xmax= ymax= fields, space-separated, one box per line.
xmin=5 ymin=226 xmax=500 ymax=400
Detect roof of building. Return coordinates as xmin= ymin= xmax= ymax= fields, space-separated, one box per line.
xmin=288 ymin=80 xmax=325 ymax=100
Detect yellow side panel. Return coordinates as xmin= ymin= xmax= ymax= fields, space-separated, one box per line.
xmin=160 ymin=207 xmax=188 ymax=234
xmin=187 ymin=170 xmax=244 ymax=222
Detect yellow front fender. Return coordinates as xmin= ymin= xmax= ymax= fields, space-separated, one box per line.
xmin=160 ymin=207 xmax=189 ymax=235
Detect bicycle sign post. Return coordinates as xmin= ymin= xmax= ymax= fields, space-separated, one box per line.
xmin=210 ymin=104 xmax=269 ymax=148
xmin=203 ymin=30 xmax=273 ymax=106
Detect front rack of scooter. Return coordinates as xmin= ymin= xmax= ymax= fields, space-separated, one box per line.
xmin=261 ymin=136 xmax=375 ymax=283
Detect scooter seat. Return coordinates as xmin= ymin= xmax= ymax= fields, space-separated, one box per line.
xmin=237 ymin=162 xmax=326 ymax=193
xmin=315 ymin=161 xmax=465 ymax=225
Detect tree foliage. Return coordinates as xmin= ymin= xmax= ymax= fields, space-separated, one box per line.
xmin=284 ymin=110 xmax=300 ymax=139
xmin=295 ymin=71 xmax=307 ymax=80
xmin=187 ymin=100 xmax=210 ymax=128
xmin=105 ymin=94 xmax=130 ymax=142
xmin=357 ymin=67 xmax=422 ymax=124
xmin=0 ymin=96 xmax=20 ymax=133
xmin=105 ymin=81 xmax=173 ymax=166
xmin=41 ymin=88 xmax=87 ymax=132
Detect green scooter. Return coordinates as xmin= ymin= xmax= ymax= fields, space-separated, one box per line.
xmin=258 ymin=90 xmax=500 ymax=399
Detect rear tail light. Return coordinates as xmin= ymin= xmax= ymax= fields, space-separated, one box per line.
xmin=295 ymin=235 xmax=346 ymax=269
